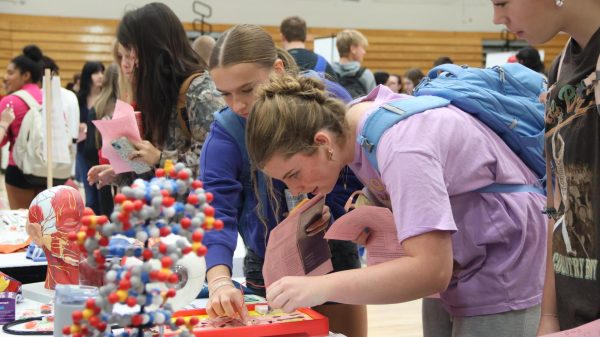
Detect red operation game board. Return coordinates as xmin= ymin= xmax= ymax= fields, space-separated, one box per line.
xmin=166 ymin=304 xmax=329 ymax=337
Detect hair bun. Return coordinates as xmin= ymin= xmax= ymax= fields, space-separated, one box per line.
xmin=23 ymin=44 xmax=43 ymax=62
xmin=260 ymin=74 xmax=328 ymax=104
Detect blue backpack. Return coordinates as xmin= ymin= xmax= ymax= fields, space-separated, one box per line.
xmin=357 ymin=63 xmax=547 ymax=195
xmin=313 ymin=55 xmax=328 ymax=73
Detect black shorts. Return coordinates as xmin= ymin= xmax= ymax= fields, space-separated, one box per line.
xmin=243 ymin=239 xmax=360 ymax=298
xmin=4 ymin=165 xmax=45 ymax=189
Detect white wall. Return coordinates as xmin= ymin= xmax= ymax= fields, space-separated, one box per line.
xmin=0 ymin=0 xmax=502 ymax=32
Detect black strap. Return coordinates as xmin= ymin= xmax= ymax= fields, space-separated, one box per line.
xmin=2 ymin=317 xmax=53 ymax=335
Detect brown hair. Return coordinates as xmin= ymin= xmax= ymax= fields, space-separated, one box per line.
xmin=246 ymin=73 xmax=348 ymax=169
xmin=111 ymin=40 xmax=134 ymax=103
xmin=280 ymin=16 xmax=307 ymax=42
xmin=93 ymin=63 xmax=120 ymax=148
xmin=209 ymin=24 xmax=278 ymax=71
xmin=335 ymin=29 xmax=369 ymax=57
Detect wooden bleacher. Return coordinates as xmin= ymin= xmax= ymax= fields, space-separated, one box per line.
xmin=0 ymin=13 xmax=569 ymax=93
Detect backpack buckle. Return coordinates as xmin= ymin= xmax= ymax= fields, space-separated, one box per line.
xmin=542 ymin=207 xmax=558 ymax=220
xmin=358 ymin=136 xmax=374 ymax=153
xmin=381 ymin=103 xmax=406 ymax=115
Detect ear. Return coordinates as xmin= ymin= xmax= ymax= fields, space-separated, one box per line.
xmin=273 ymin=58 xmax=285 ymax=75
xmin=313 ymin=131 xmax=332 ymax=147
xmin=21 ymin=70 xmax=32 ymax=83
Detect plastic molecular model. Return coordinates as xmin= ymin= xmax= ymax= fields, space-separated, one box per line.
xmin=65 ymin=161 xmax=223 ymax=337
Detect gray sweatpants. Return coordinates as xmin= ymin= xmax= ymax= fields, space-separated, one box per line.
xmin=422 ymin=298 xmax=541 ymax=337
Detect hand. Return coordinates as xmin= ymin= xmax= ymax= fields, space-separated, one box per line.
xmin=0 ymin=103 xmax=15 ymax=128
xmin=26 ymin=220 xmax=43 ymax=246
xmin=305 ymin=205 xmax=331 ymax=236
xmin=88 ymin=164 xmax=116 ymax=188
xmin=266 ymin=275 xmax=328 ymax=313
xmin=131 ymin=140 xmax=161 ymax=166
xmin=537 ymin=315 xmax=560 ymax=336
xmin=77 ymin=123 xmax=87 ymax=142
xmin=206 ymin=285 xmax=249 ymax=323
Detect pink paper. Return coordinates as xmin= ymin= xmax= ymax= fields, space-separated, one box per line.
xmin=542 ymin=320 xmax=600 ymax=337
xmin=324 ymin=206 xmax=405 ymax=265
xmin=263 ymin=194 xmax=333 ymax=287
xmin=92 ymin=100 xmax=142 ymax=174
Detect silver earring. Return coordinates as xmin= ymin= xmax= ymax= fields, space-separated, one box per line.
xmin=327 ymin=148 xmax=334 ymax=161
xmin=555 ymin=0 xmax=564 ymax=7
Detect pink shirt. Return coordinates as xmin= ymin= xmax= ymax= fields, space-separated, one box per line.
xmin=349 ymin=86 xmax=547 ymax=316
xmin=0 ymin=83 xmax=42 ymax=166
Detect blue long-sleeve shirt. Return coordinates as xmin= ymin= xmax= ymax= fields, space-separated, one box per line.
xmin=200 ymin=113 xmax=363 ymax=273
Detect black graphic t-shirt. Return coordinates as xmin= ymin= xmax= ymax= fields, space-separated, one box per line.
xmin=546 ymin=28 xmax=600 ymax=330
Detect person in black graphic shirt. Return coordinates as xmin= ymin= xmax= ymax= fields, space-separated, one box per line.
xmin=493 ymin=0 xmax=600 ymax=334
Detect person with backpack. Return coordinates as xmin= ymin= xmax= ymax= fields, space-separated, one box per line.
xmin=492 ymin=0 xmax=600 ymax=334
xmin=0 ymin=45 xmax=46 ymax=209
xmin=201 ymin=24 xmax=366 ymax=337
xmin=86 ymin=2 xmax=224 ymax=188
xmin=332 ymin=29 xmax=376 ymax=98
xmin=244 ymin=71 xmax=548 ymax=337
xmin=280 ymin=16 xmax=337 ymax=80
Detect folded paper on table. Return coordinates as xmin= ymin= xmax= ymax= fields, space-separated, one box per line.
xmin=93 ymin=100 xmax=142 ymax=174
xmin=263 ymin=194 xmax=332 ymax=287
xmin=541 ymin=319 xmax=600 ymax=336
xmin=324 ymin=206 xmax=404 ymax=265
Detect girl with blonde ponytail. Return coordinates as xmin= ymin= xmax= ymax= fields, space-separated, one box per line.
xmin=247 ymin=73 xmax=548 ymax=337
xmin=200 ymin=24 xmax=366 ymax=337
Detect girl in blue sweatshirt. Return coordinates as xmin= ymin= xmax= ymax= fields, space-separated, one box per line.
xmin=200 ymin=24 xmax=366 ymax=337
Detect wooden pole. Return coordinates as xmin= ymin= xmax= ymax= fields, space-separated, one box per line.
xmin=44 ymin=68 xmax=53 ymax=189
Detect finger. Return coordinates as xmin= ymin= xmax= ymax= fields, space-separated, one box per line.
xmin=208 ymin=298 xmax=226 ymax=317
xmin=282 ymin=299 xmax=297 ymax=313
xmin=238 ymin=303 xmax=250 ymax=324
xmin=355 ymin=227 xmax=371 ymax=246
xmin=206 ymin=301 xmax=218 ymax=319
xmin=305 ymin=219 xmax=327 ymax=236
xmin=265 ymin=281 xmax=281 ymax=304
xmin=221 ymin=296 xmax=239 ymax=318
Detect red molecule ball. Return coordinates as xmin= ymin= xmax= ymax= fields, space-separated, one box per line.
xmin=86 ymin=298 xmax=96 ymax=309
xmin=162 ymin=196 xmax=175 ymax=207
xmin=127 ymin=296 xmax=137 ymax=307
xmin=62 ymin=326 xmax=71 ymax=335
xmin=191 ymin=180 xmax=203 ymax=189
xmin=161 ymin=256 xmax=173 ymax=268
xmin=159 ymin=226 xmax=171 ymax=237
xmin=142 ymin=249 xmax=153 ymax=260
xmin=72 ymin=310 xmax=83 ymax=322
xmin=180 ymin=217 xmax=192 ymax=229
xmin=175 ymin=317 xmax=185 ymax=326
xmin=182 ymin=246 xmax=192 ymax=255
xmin=119 ymin=279 xmax=131 ymax=290
xmin=204 ymin=205 xmax=215 ymax=217
xmin=186 ymin=194 xmax=199 ymax=205
xmin=168 ymin=273 xmax=179 ymax=284
xmin=99 ymin=237 xmax=109 ymax=247
xmin=83 ymin=207 xmax=95 ymax=216
xmin=68 ymin=232 xmax=77 ymax=241
xmin=97 ymin=215 xmax=108 ymax=225
xmin=155 ymin=168 xmax=165 ymax=177
xmin=108 ymin=293 xmax=119 ymax=304
xmin=96 ymin=322 xmax=107 ymax=332
xmin=166 ymin=288 xmax=176 ymax=298
xmin=177 ymin=170 xmax=189 ymax=180
xmin=196 ymin=245 xmax=208 ymax=256
xmin=213 ymin=219 xmax=224 ymax=231
xmin=189 ymin=316 xmax=199 ymax=326
xmin=131 ymin=314 xmax=143 ymax=326
xmin=133 ymin=200 xmax=144 ymax=211
xmin=191 ymin=230 xmax=203 ymax=243
xmin=205 ymin=192 xmax=214 ymax=203
xmin=114 ymin=193 xmax=126 ymax=204
xmin=88 ymin=315 xmax=100 ymax=328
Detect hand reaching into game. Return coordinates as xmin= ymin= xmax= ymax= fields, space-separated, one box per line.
xmin=305 ymin=205 xmax=331 ymax=236
xmin=206 ymin=283 xmax=250 ymax=324
xmin=266 ymin=275 xmax=329 ymax=313
xmin=88 ymin=164 xmax=117 ymax=188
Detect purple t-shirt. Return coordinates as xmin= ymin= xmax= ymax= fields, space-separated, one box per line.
xmin=349 ymin=86 xmax=547 ymax=316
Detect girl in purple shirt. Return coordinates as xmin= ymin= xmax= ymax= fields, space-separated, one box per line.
xmin=245 ymin=75 xmax=547 ymax=337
